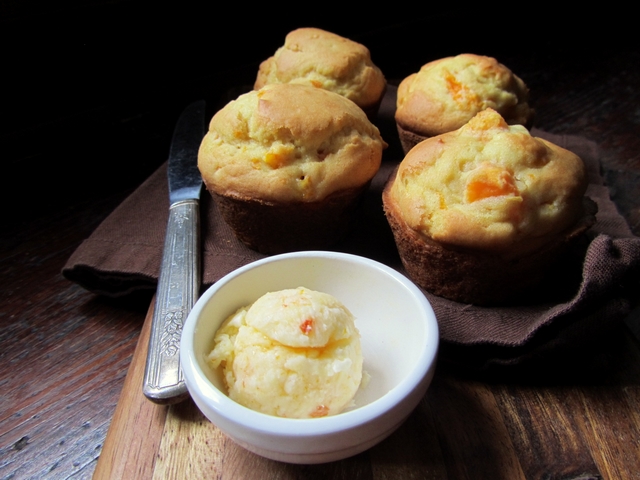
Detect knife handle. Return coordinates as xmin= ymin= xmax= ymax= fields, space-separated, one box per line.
xmin=143 ymin=199 xmax=200 ymax=404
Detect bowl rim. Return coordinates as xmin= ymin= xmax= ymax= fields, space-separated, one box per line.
xmin=180 ymin=250 xmax=439 ymax=436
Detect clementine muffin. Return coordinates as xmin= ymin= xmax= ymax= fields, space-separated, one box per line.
xmin=395 ymin=53 xmax=534 ymax=153
xmin=383 ymin=108 xmax=596 ymax=305
xmin=198 ymin=83 xmax=386 ymax=254
xmin=255 ymin=27 xmax=387 ymax=118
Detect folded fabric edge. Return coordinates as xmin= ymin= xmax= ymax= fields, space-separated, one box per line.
xmin=436 ymin=234 xmax=640 ymax=372
xmin=62 ymin=237 xmax=163 ymax=297
xmin=62 ymin=264 xmax=157 ymax=297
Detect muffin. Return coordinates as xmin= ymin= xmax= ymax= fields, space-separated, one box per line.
xmin=254 ymin=27 xmax=387 ymax=118
xmin=383 ymin=108 xmax=596 ymax=305
xmin=395 ymin=53 xmax=534 ymax=154
xmin=198 ymin=83 xmax=386 ymax=254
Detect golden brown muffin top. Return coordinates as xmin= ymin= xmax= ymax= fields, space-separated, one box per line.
xmin=395 ymin=54 xmax=534 ymax=137
xmin=387 ymin=109 xmax=587 ymax=252
xmin=198 ymin=83 xmax=386 ymax=203
xmin=254 ymin=27 xmax=386 ymax=111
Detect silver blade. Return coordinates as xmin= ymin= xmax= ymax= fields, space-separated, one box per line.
xmin=168 ymin=100 xmax=205 ymax=203
xmin=143 ymin=100 xmax=205 ymax=404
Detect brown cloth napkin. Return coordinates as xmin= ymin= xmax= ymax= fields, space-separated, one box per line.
xmin=63 ymin=90 xmax=640 ymax=372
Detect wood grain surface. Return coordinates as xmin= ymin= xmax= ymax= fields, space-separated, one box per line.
xmin=89 ymin=302 xmax=640 ymax=479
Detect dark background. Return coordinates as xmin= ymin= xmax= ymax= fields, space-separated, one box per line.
xmin=2 ymin=2 xmax=636 ymax=229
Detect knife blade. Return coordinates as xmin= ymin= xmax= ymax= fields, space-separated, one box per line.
xmin=143 ymin=100 xmax=205 ymax=404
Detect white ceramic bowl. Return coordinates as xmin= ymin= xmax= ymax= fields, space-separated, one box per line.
xmin=180 ymin=251 xmax=439 ymax=464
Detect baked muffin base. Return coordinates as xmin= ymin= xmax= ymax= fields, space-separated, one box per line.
xmin=382 ymin=172 xmax=597 ymax=306
xmin=396 ymin=122 xmax=429 ymax=155
xmin=211 ymin=184 xmax=369 ymax=255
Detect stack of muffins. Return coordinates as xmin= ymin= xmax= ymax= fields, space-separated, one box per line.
xmin=198 ymin=28 xmax=387 ymax=254
xmin=385 ymin=53 xmax=595 ymax=305
xmin=198 ymin=30 xmax=596 ymax=306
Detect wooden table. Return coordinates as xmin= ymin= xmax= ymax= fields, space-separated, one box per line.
xmin=2 ymin=9 xmax=639 ymax=480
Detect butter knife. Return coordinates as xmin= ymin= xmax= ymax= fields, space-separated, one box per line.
xmin=143 ymin=100 xmax=205 ymax=404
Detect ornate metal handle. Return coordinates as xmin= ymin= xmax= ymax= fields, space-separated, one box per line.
xmin=143 ymin=199 xmax=200 ymax=404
